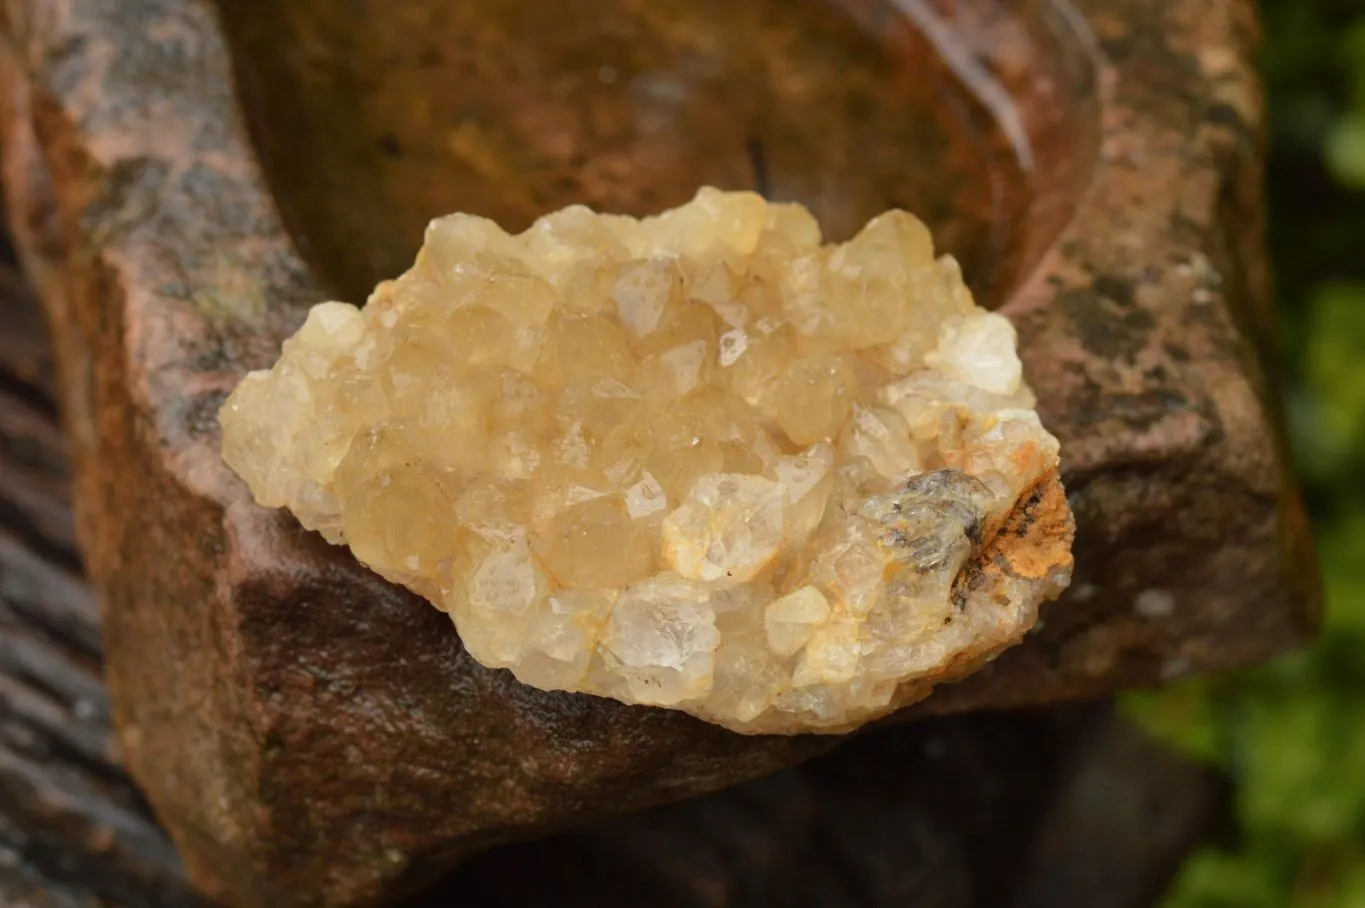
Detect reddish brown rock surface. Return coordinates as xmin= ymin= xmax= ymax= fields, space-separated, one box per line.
xmin=0 ymin=0 xmax=1316 ymax=905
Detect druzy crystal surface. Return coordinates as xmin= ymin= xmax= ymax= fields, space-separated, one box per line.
xmin=220 ymin=188 xmax=1074 ymax=734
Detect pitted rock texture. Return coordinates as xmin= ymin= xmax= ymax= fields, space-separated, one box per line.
xmin=220 ymin=190 xmax=1074 ymax=733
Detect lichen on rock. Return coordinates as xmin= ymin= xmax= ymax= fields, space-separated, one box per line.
xmin=219 ymin=187 xmax=1074 ymax=734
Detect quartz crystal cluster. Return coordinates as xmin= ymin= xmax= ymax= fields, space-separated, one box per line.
xmin=220 ymin=188 xmax=1074 ymax=735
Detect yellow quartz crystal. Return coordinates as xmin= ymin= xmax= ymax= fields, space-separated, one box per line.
xmin=219 ymin=187 xmax=1074 ymax=734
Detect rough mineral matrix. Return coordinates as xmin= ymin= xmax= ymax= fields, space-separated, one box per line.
xmin=219 ymin=188 xmax=1075 ymax=734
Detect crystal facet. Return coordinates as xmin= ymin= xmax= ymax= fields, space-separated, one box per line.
xmin=220 ymin=187 xmax=1074 ymax=734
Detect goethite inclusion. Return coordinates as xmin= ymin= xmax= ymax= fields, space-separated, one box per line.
xmin=219 ymin=188 xmax=1074 ymax=735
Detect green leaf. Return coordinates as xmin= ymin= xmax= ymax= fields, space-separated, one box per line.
xmin=1325 ymin=113 xmax=1365 ymax=190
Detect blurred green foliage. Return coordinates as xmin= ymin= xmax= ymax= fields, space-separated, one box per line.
xmin=1123 ymin=1 xmax=1365 ymax=905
